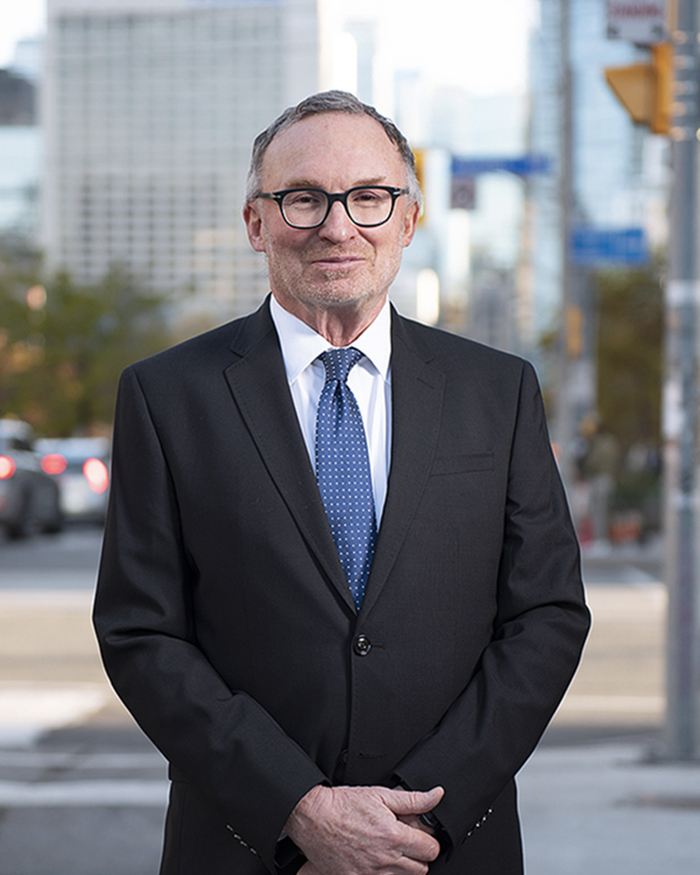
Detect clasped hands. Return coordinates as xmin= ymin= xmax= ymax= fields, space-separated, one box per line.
xmin=285 ymin=783 xmax=445 ymax=875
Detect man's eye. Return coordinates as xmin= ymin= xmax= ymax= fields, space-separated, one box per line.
xmin=350 ymin=189 xmax=390 ymax=206
xmin=353 ymin=188 xmax=381 ymax=201
xmin=286 ymin=192 xmax=323 ymax=207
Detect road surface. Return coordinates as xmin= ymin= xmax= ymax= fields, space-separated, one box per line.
xmin=0 ymin=529 xmax=671 ymax=874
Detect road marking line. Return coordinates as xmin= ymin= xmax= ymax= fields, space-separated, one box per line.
xmin=559 ymin=694 xmax=665 ymax=713
xmin=0 ymin=588 xmax=95 ymax=608
xmin=0 ymin=686 xmax=111 ymax=748
xmin=0 ymin=750 xmax=165 ymax=768
xmin=0 ymin=779 xmax=168 ymax=807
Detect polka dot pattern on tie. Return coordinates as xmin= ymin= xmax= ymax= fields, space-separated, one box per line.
xmin=316 ymin=347 xmax=377 ymax=611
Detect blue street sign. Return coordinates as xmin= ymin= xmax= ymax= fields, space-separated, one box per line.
xmin=451 ymin=154 xmax=552 ymax=177
xmin=570 ymin=227 xmax=649 ymax=266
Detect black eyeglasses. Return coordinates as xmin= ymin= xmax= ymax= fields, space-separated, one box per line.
xmin=254 ymin=186 xmax=409 ymax=229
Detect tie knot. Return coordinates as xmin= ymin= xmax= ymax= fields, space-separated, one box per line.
xmin=319 ymin=347 xmax=363 ymax=383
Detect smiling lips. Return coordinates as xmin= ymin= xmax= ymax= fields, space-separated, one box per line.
xmin=309 ymin=253 xmax=366 ymax=270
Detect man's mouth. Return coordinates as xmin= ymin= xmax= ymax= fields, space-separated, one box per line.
xmin=310 ymin=254 xmax=365 ymax=270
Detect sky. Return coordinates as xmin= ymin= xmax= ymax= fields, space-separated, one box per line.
xmin=0 ymin=0 xmax=538 ymax=97
xmin=338 ymin=0 xmax=538 ymax=96
xmin=0 ymin=1 xmax=45 ymax=69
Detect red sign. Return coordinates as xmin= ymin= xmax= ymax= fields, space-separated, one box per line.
xmin=606 ymin=1 xmax=666 ymax=44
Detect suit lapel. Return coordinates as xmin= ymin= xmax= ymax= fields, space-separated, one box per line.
xmin=222 ymin=303 xmax=446 ymax=618
xmin=360 ymin=312 xmax=445 ymax=617
xmin=223 ymin=302 xmax=355 ymax=612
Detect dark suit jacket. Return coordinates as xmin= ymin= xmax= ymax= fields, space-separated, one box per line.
xmin=93 ymin=299 xmax=589 ymax=875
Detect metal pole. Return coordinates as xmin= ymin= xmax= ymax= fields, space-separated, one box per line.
xmin=556 ymin=0 xmax=576 ymax=487
xmin=664 ymin=0 xmax=700 ymax=760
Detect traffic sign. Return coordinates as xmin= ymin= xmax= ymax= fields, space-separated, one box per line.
xmin=606 ymin=1 xmax=666 ymax=45
xmin=450 ymin=155 xmax=552 ymax=178
xmin=450 ymin=176 xmax=476 ymax=210
xmin=570 ymin=226 xmax=649 ymax=266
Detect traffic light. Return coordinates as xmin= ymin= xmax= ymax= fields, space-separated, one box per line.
xmin=604 ymin=42 xmax=672 ymax=135
xmin=413 ymin=148 xmax=426 ymax=225
xmin=566 ymin=305 xmax=584 ymax=358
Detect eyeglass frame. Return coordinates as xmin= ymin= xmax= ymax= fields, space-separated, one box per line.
xmin=253 ymin=185 xmax=410 ymax=229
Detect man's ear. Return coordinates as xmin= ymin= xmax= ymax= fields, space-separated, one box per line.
xmin=401 ymin=200 xmax=421 ymax=248
xmin=243 ymin=202 xmax=266 ymax=253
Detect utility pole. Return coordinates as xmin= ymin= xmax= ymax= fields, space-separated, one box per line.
xmin=602 ymin=0 xmax=700 ymax=760
xmin=664 ymin=0 xmax=700 ymax=760
xmin=555 ymin=0 xmax=576 ymax=487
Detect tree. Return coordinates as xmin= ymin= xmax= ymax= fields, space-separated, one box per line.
xmin=595 ymin=266 xmax=663 ymax=455
xmin=0 ymin=260 xmax=169 ymax=435
xmin=594 ymin=266 xmax=664 ymax=528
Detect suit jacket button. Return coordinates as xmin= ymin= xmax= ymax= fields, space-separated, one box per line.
xmin=353 ymin=635 xmax=371 ymax=656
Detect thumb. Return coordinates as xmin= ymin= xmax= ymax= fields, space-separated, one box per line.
xmin=383 ymin=785 xmax=445 ymax=817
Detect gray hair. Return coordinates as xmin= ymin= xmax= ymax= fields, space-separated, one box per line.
xmin=245 ymin=90 xmax=422 ymax=207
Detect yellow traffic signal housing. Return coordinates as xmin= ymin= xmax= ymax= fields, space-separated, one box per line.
xmin=604 ymin=42 xmax=672 ymax=135
xmin=413 ymin=148 xmax=426 ymax=224
xmin=566 ymin=305 xmax=584 ymax=359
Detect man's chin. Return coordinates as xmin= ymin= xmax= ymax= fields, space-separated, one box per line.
xmin=299 ymin=282 xmax=378 ymax=310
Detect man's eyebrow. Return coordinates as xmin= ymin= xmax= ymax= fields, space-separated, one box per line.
xmin=277 ymin=177 xmax=390 ymax=190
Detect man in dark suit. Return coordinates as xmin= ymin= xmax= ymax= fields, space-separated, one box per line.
xmin=93 ymin=91 xmax=590 ymax=875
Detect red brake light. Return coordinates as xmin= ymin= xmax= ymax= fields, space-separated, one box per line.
xmin=41 ymin=453 xmax=68 ymax=475
xmin=0 ymin=456 xmax=17 ymax=479
xmin=83 ymin=458 xmax=109 ymax=494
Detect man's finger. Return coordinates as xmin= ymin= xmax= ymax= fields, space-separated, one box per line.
xmin=396 ymin=813 xmax=434 ymax=834
xmin=286 ymin=784 xmax=443 ymax=874
xmin=381 ymin=785 xmax=445 ymax=817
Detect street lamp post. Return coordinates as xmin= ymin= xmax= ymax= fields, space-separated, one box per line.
xmin=664 ymin=0 xmax=700 ymax=760
xmin=556 ymin=0 xmax=576 ymax=487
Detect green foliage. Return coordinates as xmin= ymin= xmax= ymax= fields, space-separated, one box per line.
xmin=0 ymin=257 xmax=169 ymax=435
xmin=595 ymin=266 xmax=663 ymax=455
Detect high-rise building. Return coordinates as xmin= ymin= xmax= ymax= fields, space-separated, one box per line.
xmin=9 ymin=36 xmax=44 ymax=85
xmin=42 ymin=0 xmax=324 ymax=322
xmin=344 ymin=20 xmax=375 ymax=106
xmin=0 ymin=65 xmax=41 ymax=242
xmin=0 ymin=70 xmax=36 ymax=126
xmin=392 ymin=77 xmax=529 ymax=342
xmin=528 ymin=0 xmax=669 ymax=335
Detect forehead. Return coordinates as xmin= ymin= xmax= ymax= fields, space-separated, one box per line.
xmin=260 ymin=112 xmax=406 ymax=190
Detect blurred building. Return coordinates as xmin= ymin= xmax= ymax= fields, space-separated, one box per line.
xmin=0 ymin=70 xmax=36 ymax=125
xmin=392 ymin=77 xmax=529 ymax=342
xmin=8 ymin=36 xmax=45 ymax=86
xmin=528 ymin=0 xmax=669 ymax=336
xmin=0 ymin=63 xmax=41 ymax=242
xmin=344 ymin=21 xmax=376 ymax=106
xmin=42 ymin=0 xmax=324 ymax=323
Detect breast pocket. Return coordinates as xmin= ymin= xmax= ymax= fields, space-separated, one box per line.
xmin=429 ymin=451 xmax=495 ymax=476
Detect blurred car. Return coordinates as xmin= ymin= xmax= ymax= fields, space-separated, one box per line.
xmin=36 ymin=437 xmax=111 ymax=525
xmin=0 ymin=419 xmax=64 ymax=539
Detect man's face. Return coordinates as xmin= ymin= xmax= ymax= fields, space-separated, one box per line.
xmin=244 ymin=113 xmax=419 ymax=320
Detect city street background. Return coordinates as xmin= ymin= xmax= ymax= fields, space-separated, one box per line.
xmin=1 ymin=527 xmax=699 ymax=875
xmin=0 ymin=1 xmax=698 ymax=872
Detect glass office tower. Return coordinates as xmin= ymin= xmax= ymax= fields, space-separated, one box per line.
xmin=42 ymin=0 xmax=323 ymax=321
xmin=528 ymin=0 xmax=668 ymax=335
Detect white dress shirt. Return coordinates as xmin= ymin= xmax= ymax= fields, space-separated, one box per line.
xmin=269 ymin=294 xmax=392 ymax=523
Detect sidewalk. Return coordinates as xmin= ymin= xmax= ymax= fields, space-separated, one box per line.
xmin=516 ymin=537 xmax=700 ymax=875
xmin=518 ymin=741 xmax=700 ymax=875
xmin=3 ymin=534 xmax=696 ymax=875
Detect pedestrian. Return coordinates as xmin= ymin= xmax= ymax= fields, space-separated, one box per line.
xmin=93 ymin=90 xmax=590 ymax=875
xmin=582 ymin=417 xmax=620 ymax=550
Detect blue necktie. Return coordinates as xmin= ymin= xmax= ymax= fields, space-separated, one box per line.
xmin=316 ymin=348 xmax=377 ymax=611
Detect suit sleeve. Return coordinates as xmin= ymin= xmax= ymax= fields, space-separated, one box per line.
xmin=93 ymin=366 xmax=326 ymax=873
xmin=393 ymin=361 xmax=590 ymax=851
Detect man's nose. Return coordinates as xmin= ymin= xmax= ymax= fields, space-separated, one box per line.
xmin=317 ymin=200 xmax=357 ymax=241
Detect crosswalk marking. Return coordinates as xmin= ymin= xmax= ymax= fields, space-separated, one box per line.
xmin=0 ymin=779 xmax=168 ymax=807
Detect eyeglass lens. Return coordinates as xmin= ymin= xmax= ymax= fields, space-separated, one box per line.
xmin=281 ymin=188 xmax=395 ymax=227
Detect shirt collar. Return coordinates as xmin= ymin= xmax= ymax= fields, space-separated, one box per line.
xmin=269 ymin=294 xmax=392 ymax=384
